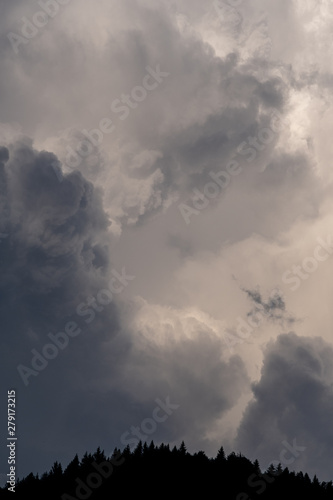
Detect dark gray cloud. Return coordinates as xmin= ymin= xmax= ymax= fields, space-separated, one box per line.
xmin=0 ymin=139 xmax=123 ymax=478
xmin=242 ymin=287 xmax=296 ymax=327
xmin=236 ymin=332 xmax=333 ymax=481
xmin=0 ymin=139 xmax=250 ymax=480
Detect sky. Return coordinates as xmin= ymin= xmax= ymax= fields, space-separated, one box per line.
xmin=1 ymin=0 xmax=333 ymax=485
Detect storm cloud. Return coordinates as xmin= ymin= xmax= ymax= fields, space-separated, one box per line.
xmin=1 ymin=0 xmax=333 ymax=485
xmin=236 ymin=333 xmax=333 ymax=481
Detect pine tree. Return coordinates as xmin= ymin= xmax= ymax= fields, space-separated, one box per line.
xmin=171 ymin=445 xmax=178 ymax=457
xmin=313 ymin=474 xmax=321 ymax=488
xmin=122 ymin=445 xmax=132 ymax=460
xmin=93 ymin=446 xmax=106 ymax=463
xmin=276 ymin=463 xmax=283 ymax=476
xmin=179 ymin=441 xmax=187 ymax=456
xmin=80 ymin=451 xmax=93 ymax=476
xmin=266 ymin=463 xmax=277 ymax=476
xmin=63 ymin=454 xmax=80 ymax=478
xmin=133 ymin=440 xmax=143 ymax=458
xmin=148 ymin=440 xmax=156 ymax=457
xmin=253 ymin=459 xmax=261 ymax=474
xmin=304 ymin=472 xmax=311 ymax=484
xmin=110 ymin=447 xmax=122 ymax=462
xmin=216 ymin=446 xmax=226 ymax=462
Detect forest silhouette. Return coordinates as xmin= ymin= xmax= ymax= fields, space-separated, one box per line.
xmin=1 ymin=441 xmax=332 ymax=499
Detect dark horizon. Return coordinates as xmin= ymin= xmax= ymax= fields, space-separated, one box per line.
xmin=2 ymin=440 xmax=333 ymax=499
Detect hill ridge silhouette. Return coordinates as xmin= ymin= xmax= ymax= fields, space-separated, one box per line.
xmin=1 ymin=440 xmax=332 ymax=499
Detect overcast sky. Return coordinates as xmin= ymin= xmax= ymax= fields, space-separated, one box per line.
xmin=1 ymin=0 xmax=333 ymax=484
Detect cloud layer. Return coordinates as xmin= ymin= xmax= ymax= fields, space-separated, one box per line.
xmin=1 ymin=0 xmax=333 ymax=484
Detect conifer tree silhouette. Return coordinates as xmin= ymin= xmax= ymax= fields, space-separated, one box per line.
xmin=2 ymin=441 xmax=332 ymax=499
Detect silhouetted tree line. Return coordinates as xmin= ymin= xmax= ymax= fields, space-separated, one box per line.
xmin=1 ymin=441 xmax=332 ymax=499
